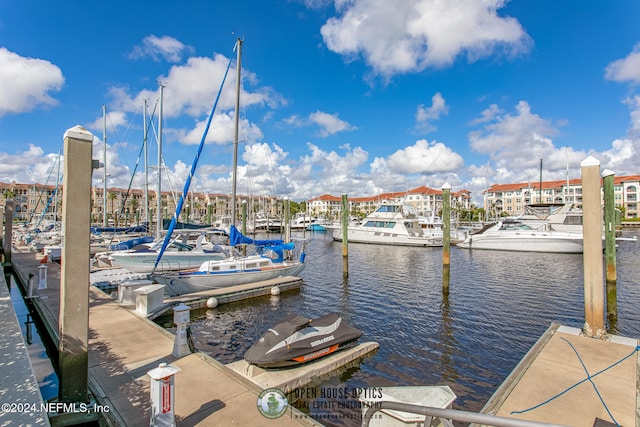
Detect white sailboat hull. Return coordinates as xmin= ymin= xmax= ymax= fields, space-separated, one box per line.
xmin=151 ymin=257 xmax=305 ymax=296
xmin=109 ymin=251 xmax=227 ymax=273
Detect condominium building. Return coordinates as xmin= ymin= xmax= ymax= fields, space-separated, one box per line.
xmin=307 ymin=186 xmax=472 ymax=220
xmin=483 ymin=175 xmax=640 ymax=218
xmin=0 ymin=181 xmax=284 ymax=225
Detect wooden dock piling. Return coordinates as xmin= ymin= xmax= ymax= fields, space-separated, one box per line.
xmin=602 ymin=169 xmax=617 ymax=331
xmin=580 ymin=156 xmax=604 ymax=335
xmin=3 ymin=199 xmax=13 ymax=266
xmin=341 ymin=193 xmax=349 ymax=279
xmin=442 ymin=184 xmax=451 ymax=292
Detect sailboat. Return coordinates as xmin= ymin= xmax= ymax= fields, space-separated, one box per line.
xmin=149 ymin=38 xmax=306 ymax=296
xmin=151 ymin=225 xmax=306 ymax=296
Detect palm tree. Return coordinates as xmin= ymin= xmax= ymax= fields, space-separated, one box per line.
xmin=107 ymin=192 xmax=117 ymax=223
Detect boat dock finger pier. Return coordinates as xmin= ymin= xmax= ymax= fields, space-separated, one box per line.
xmin=478 ymin=323 xmax=639 ymax=426
xmin=6 ymin=250 xmax=332 ymax=426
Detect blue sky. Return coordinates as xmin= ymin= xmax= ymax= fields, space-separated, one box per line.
xmin=1 ymin=0 xmax=639 ymax=204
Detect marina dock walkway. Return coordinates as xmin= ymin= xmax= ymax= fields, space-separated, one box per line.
xmin=8 ymin=251 xmax=321 ymax=426
xmin=479 ymin=323 xmax=639 ymax=426
xmin=0 ymin=270 xmax=50 ymax=426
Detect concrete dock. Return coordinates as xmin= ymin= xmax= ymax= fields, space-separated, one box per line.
xmin=7 ymin=251 xmax=323 ymax=426
xmin=0 ymin=271 xmax=50 ymax=426
xmin=479 ymin=323 xmax=639 ymax=426
xmin=227 ymin=342 xmax=379 ymax=393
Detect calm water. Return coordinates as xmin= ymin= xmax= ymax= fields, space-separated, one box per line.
xmin=8 ymin=277 xmax=59 ymax=401
xmin=159 ymin=230 xmax=640 ymax=426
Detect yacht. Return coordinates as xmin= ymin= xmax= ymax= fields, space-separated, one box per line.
xmin=457 ymin=219 xmax=585 ymax=253
xmin=514 ymin=203 xmax=584 ymax=232
xmin=329 ymin=202 xmax=443 ymax=247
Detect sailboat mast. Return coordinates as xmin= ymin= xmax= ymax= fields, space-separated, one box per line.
xmin=102 ymin=105 xmax=107 ymax=227
xmin=143 ymin=99 xmax=149 ymax=228
xmin=539 ymin=158 xmax=543 ymax=203
xmin=156 ymin=84 xmax=164 ymax=239
xmin=231 ymin=38 xmax=242 ymax=226
xmin=565 ymin=147 xmax=569 ymax=203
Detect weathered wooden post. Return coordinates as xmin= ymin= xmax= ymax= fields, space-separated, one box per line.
xmin=581 ymin=156 xmax=604 ymax=336
xmin=59 ymin=125 xmax=94 ymax=403
xmin=283 ymin=197 xmax=290 ymax=243
xmin=2 ymin=199 xmax=14 ymax=266
xmin=207 ymin=202 xmax=213 ymax=226
xmin=341 ymin=194 xmax=349 ymax=279
xmin=442 ymin=183 xmax=451 ymax=293
xmin=602 ymin=169 xmax=617 ymax=331
xmin=241 ymin=200 xmax=247 ymax=235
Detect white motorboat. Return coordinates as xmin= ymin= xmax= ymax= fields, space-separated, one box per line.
xmin=457 ymin=219 xmax=586 ymax=253
xmin=150 ymin=226 xmax=306 ymax=296
xmin=329 ymin=202 xmax=443 ymax=247
xmin=417 ymin=211 xmax=468 ymax=243
xmin=290 ymin=214 xmax=320 ymax=231
xmin=514 ymin=203 xmax=584 ymax=232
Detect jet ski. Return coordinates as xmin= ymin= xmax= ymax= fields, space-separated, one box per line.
xmin=244 ymin=312 xmax=363 ymax=368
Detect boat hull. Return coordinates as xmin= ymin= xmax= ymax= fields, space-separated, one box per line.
xmin=331 ymin=228 xmax=442 ymax=247
xmin=109 ymin=252 xmax=227 ymax=273
xmin=151 ymin=261 xmax=305 ymax=296
xmin=457 ymin=233 xmax=584 ymax=253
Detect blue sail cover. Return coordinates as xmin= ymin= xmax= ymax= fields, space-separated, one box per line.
xmin=228 ymin=225 xmax=293 ymax=249
xmin=229 ymin=225 xmax=295 ymax=263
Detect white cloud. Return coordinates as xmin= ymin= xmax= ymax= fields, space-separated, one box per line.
xmin=0 ymin=144 xmax=51 ymax=183
xmin=386 ymin=139 xmax=464 ymax=174
xmin=129 ymin=35 xmax=194 ymax=63
xmin=604 ymin=43 xmax=640 ymax=85
xmin=86 ymin=110 xmax=128 ymax=133
xmin=469 ymin=100 xmax=559 ymax=163
xmin=320 ymin=0 xmax=531 ymax=78
xmin=469 ymin=103 xmax=502 ymax=125
xmin=176 ymin=114 xmax=264 ymax=146
xmin=280 ymin=111 xmax=356 ymax=137
xmin=623 ymin=95 xmax=640 ymax=137
xmin=309 ymin=111 xmax=357 ymax=136
xmin=102 ymin=50 xmax=285 ymax=154
xmin=416 ymin=92 xmax=448 ymax=133
xmin=0 ymin=48 xmax=64 ymax=116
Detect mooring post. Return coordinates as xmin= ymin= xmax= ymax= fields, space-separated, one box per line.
xmin=3 ymin=199 xmax=14 ymax=266
xmin=59 ymin=125 xmax=94 ymax=403
xmin=442 ymin=184 xmax=451 ymax=293
xmin=241 ymin=199 xmax=247 ymax=235
xmin=284 ymin=197 xmax=290 ymax=243
xmin=602 ymin=169 xmax=617 ymax=331
xmin=341 ymin=194 xmax=349 ymax=279
xmin=581 ymin=156 xmax=604 ymax=336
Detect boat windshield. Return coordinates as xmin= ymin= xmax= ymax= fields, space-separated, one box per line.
xmin=364 ymin=221 xmax=396 ymax=228
xmin=376 ymin=205 xmax=399 ymax=213
xmin=500 ymin=221 xmax=534 ymax=231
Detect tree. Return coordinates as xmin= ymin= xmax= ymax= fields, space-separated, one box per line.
xmin=108 ymin=192 xmax=117 ymax=220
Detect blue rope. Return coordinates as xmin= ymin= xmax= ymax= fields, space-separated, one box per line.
xmin=511 ymin=340 xmax=638 ymax=426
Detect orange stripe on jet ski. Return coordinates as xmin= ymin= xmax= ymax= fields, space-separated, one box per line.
xmin=292 ymin=345 xmax=340 ymax=363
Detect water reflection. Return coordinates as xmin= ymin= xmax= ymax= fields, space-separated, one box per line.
xmin=169 ymin=230 xmax=640 ymax=427
xmin=8 ymin=276 xmax=58 ymax=401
